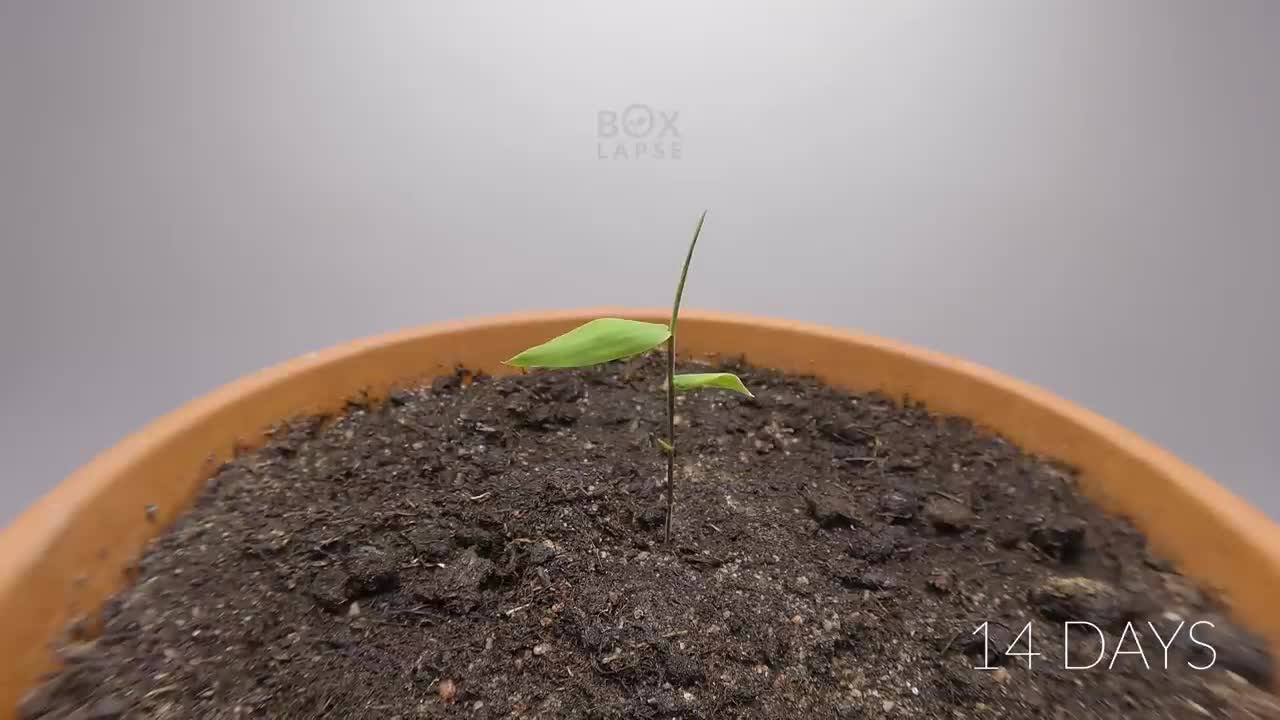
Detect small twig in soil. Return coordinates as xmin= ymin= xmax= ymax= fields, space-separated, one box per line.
xmin=818 ymin=423 xmax=877 ymax=446
xmin=941 ymin=619 xmax=1012 ymax=655
xmin=941 ymin=631 xmax=963 ymax=654
xmin=391 ymin=608 xmax=437 ymax=621
xmin=593 ymin=651 xmax=641 ymax=678
xmin=503 ymin=603 xmax=532 ymax=617
xmin=929 ymin=490 xmax=966 ymax=505
xmin=369 ymin=619 xmax=420 ymax=630
xmin=144 ymin=685 xmax=179 ymax=700
xmin=395 ymin=418 xmax=431 ymax=435
xmin=468 ymin=491 xmax=493 ymax=501
xmin=847 ymin=425 xmax=878 ymax=439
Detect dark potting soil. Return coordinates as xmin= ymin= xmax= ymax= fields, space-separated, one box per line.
xmin=20 ymin=355 xmax=1278 ymax=719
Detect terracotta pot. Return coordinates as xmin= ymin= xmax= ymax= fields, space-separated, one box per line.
xmin=2 ymin=308 xmax=1278 ymax=711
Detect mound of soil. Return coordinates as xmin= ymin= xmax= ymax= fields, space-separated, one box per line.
xmin=19 ymin=356 xmax=1277 ymax=719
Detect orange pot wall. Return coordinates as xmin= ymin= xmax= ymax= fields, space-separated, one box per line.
xmin=2 ymin=309 xmax=1277 ymax=712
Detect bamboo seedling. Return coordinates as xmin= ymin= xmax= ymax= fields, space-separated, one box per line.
xmin=505 ymin=212 xmax=752 ymax=542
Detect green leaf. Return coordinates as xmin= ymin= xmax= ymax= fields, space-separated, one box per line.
xmin=672 ymin=372 xmax=754 ymax=397
xmin=504 ymin=318 xmax=670 ymax=368
xmin=657 ymin=438 xmax=673 ymax=454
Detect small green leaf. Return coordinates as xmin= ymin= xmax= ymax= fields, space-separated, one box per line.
xmin=672 ymin=372 xmax=754 ymax=397
xmin=657 ymin=438 xmax=673 ymax=453
xmin=505 ymin=318 xmax=670 ymax=368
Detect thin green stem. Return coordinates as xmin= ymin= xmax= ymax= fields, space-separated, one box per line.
xmin=665 ymin=210 xmax=707 ymax=544
xmin=670 ymin=211 xmax=707 ymax=332
xmin=664 ymin=336 xmax=676 ymax=544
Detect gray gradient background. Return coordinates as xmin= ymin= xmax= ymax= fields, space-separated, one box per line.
xmin=2 ymin=2 xmax=1278 ymax=524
